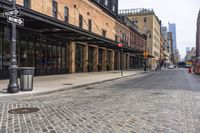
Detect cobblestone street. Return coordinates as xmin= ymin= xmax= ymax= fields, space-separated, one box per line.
xmin=1 ymin=69 xmax=200 ymax=133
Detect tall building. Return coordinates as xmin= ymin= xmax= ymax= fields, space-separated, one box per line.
xmin=161 ymin=26 xmax=170 ymax=67
xmin=119 ymin=8 xmax=161 ymax=68
xmin=168 ymin=23 xmax=177 ymax=50
xmin=196 ymin=10 xmax=200 ymax=57
xmin=167 ymin=32 xmax=173 ymax=63
xmin=186 ymin=47 xmax=191 ymax=53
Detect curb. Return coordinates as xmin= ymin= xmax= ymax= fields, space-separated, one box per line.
xmin=0 ymin=71 xmax=150 ymax=99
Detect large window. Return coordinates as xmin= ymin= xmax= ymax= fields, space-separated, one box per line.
xmin=24 ymin=0 xmax=31 ymax=8
xmin=79 ymin=14 xmax=83 ymax=28
xmin=102 ymin=30 xmax=107 ymax=37
xmin=104 ymin=0 xmax=108 ymax=6
xmin=88 ymin=19 xmax=92 ymax=32
xmin=52 ymin=0 xmax=57 ymax=19
xmin=64 ymin=7 xmax=69 ymax=23
xmin=0 ymin=27 xmax=3 ymax=70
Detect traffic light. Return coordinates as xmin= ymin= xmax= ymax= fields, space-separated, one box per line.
xmin=143 ymin=51 xmax=148 ymax=58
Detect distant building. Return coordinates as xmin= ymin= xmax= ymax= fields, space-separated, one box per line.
xmin=186 ymin=47 xmax=191 ymax=53
xmin=196 ymin=10 xmax=200 ymax=57
xmin=173 ymin=49 xmax=180 ymax=64
xmin=185 ymin=47 xmax=196 ymax=61
xmin=161 ymin=26 xmax=170 ymax=67
xmin=168 ymin=23 xmax=177 ymax=50
xmin=167 ymin=32 xmax=173 ymax=63
xmin=119 ymin=8 xmax=161 ymax=68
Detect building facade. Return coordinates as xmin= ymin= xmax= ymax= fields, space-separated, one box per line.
xmin=161 ymin=26 xmax=170 ymax=67
xmin=0 ymin=0 xmax=146 ymax=79
xmin=168 ymin=23 xmax=177 ymax=50
xmin=167 ymin=32 xmax=173 ymax=63
xmin=196 ymin=10 xmax=200 ymax=58
xmin=119 ymin=8 xmax=161 ymax=68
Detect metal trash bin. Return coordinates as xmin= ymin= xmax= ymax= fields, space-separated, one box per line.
xmin=19 ymin=67 xmax=35 ymax=91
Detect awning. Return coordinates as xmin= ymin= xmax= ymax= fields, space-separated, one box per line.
xmin=0 ymin=0 xmax=141 ymax=53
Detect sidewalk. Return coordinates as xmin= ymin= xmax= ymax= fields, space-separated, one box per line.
xmin=0 ymin=70 xmax=148 ymax=98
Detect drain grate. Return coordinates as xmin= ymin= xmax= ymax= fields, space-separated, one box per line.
xmin=85 ymin=87 xmax=95 ymax=90
xmin=63 ymin=83 xmax=74 ymax=85
xmin=8 ymin=107 xmax=40 ymax=114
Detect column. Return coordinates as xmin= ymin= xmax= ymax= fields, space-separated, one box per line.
xmin=69 ymin=41 xmax=76 ymax=73
xmin=93 ymin=47 xmax=98 ymax=71
xmin=110 ymin=50 xmax=115 ymax=70
xmin=83 ymin=44 xmax=88 ymax=72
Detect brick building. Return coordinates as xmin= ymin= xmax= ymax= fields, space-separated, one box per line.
xmin=119 ymin=8 xmax=161 ymax=68
xmin=0 ymin=0 xmax=146 ymax=79
xmin=196 ymin=10 xmax=200 ymax=58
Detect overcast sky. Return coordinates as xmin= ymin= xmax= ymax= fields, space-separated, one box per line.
xmin=118 ymin=0 xmax=200 ymax=59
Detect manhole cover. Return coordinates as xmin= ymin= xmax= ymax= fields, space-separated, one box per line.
xmin=152 ymin=93 xmax=165 ymax=95
xmin=63 ymin=83 xmax=74 ymax=85
xmin=8 ymin=108 xmax=40 ymax=114
xmin=111 ymin=72 xmax=119 ymax=73
xmin=85 ymin=87 xmax=95 ymax=90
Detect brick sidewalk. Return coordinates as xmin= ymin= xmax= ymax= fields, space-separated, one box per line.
xmin=0 ymin=70 xmax=147 ymax=98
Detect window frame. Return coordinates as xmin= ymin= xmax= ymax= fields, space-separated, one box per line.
xmin=52 ymin=0 xmax=58 ymax=19
xmin=23 ymin=0 xmax=31 ymax=9
xmin=79 ymin=14 xmax=83 ymax=28
xmin=88 ymin=19 xmax=92 ymax=32
xmin=64 ymin=6 xmax=69 ymax=23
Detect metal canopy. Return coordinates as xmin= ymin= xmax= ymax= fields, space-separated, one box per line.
xmin=0 ymin=0 xmax=141 ymax=53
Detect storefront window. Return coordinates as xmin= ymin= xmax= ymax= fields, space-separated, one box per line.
xmin=35 ymin=35 xmax=41 ymax=70
xmin=75 ymin=44 xmax=84 ymax=72
xmin=20 ymin=32 xmax=27 ymax=67
xmin=0 ymin=27 xmax=68 ymax=78
xmin=61 ymin=46 xmax=66 ymax=70
xmin=0 ymin=27 xmax=3 ymax=70
xmin=46 ymin=40 xmax=52 ymax=74
xmin=2 ymin=27 xmax=11 ymax=69
xmin=27 ymin=33 xmax=34 ymax=67
xmin=57 ymin=44 xmax=62 ymax=70
xmin=52 ymin=41 xmax=57 ymax=73
xmin=41 ymin=38 xmax=46 ymax=73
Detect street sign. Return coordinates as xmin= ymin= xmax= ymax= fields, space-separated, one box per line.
xmin=118 ymin=43 xmax=123 ymax=47
xmin=3 ymin=8 xmax=20 ymax=17
xmin=7 ymin=16 xmax=24 ymax=26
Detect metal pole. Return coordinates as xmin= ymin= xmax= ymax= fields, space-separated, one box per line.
xmin=7 ymin=0 xmax=19 ymax=93
xmin=121 ymin=46 xmax=123 ymax=76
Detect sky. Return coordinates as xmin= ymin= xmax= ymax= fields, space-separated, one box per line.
xmin=118 ymin=0 xmax=200 ymax=59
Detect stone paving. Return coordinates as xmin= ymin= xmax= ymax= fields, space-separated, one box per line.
xmin=0 ymin=69 xmax=200 ymax=133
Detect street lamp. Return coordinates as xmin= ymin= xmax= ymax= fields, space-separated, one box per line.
xmin=118 ymin=43 xmax=123 ymax=76
xmin=7 ymin=0 xmax=20 ymax=93
xmin=143 ymin=29 xmax=151 ymax=71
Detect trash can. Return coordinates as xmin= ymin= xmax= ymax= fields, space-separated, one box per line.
xmin=19 ymin=67 xmax=35 ymax=91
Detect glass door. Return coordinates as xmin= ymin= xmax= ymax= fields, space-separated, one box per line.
xmin=0 ymin=26 xmax=3 ymax=78
xmin=75 ymin=44 xmax=84 ymax=72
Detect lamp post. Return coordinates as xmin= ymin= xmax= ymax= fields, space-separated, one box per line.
xmin=143 ymin=29 xmax=151 ymax=71
xmin=7 ymin=0 xmax=20 ymax=93
xmin=118 ymin=43 xmax=123 ymax=76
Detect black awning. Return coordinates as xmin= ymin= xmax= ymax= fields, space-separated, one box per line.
xmin=0 ymin=1 xmax=142 ymax=53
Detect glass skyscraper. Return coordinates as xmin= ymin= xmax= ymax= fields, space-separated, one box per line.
xmin=168 ymin=23 xmax=177 ymax=50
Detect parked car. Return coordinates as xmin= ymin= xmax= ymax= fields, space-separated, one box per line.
xmin=168 ymin=65 xmax=174 ymax=69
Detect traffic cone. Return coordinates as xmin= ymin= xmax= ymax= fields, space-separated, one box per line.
xmin=188 ymin=67 xmax=191 ymax=73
